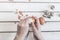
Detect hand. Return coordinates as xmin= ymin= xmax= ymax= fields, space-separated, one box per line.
xmin=32 ymin=18 xmax=44 ymax=40
xmin=14 ymin=12 xmax=29 ymax=40
xmin=14 ymin=19 xmax=29 ymax=40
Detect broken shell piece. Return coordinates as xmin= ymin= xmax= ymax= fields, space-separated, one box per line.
xmin=50 ymin=5 xmax=55 ymax=10
xmin=43 ymin=10 xmax=54 ymax=18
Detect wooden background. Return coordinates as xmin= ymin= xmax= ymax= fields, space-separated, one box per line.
xmin=0 ymin=0 xmax=60 ymax=40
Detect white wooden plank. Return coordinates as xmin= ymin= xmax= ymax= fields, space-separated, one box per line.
xmin=42 ymin=32 xmax=60 ymax=40
xmin=0 ymin=0 xmax=52 ymax=2
xmin=0 ymin=13 xmax=17 ymax=21
xmin=0 ymin=23 xmax=17 ymax=31
xmin=0 ymin=22 xmax=60 ymax=31
xmin=0 ymin=0 xmax=60 ymax=2
xmin=41 ymin=22 xmax=60 ymax=31
xmin=0 ymin=32 xmax=60 ymax=40
xmin=0 ymin=3 xmax=48 ymax=11
xmin=0 ymin=0 xmax=28 ymax=2
xmin=0 ymin=3 xmax=60 ymax=11
xmin=0 ymin=33 xmax=16 ymax=40
xmin=0 ymin=12 xmax=60 ymax=21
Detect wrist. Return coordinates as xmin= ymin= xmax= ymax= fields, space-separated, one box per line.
xmin=15 ymin=34 xmax=26 ymax=40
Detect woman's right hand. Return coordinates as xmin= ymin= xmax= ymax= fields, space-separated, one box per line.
xmin=32 ymin=18 xmax=44 ymax=40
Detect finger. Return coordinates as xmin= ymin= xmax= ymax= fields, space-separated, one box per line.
xmin=18 ymin=15 xmax=23 ymax=25
xmin=19 ymin=11 xmax=23 ymax=16
xmin=31 ymin=16 xmax=39 ymax=29
xmin=18 ymin=20 xmax=23 ymax=27
xmin=25 ymin=14 xmax=28 ymax=17
xmin=18 ymin=15 xmax=21 ymax=20
xmin=37 ymin=18 xmax=40 ymax=26
xmin=36 ymin=18 xmax=40 ymax=29
xmin=17 ymin=22 xmax=22 ymax=27
xmin=32 ymin=22 xmax=38 ymax=31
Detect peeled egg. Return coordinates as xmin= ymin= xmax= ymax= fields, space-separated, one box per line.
xmin=32 ymin=17 xmax=35 ymax=23
xmin=28 ymin=18 xmax=32 ymax=24
xmin=28 ymin=16 xmax=35 ymax=24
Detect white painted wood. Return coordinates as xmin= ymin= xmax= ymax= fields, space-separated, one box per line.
xmin=0 ymin=22 xmax=60 ymax=31
xmin=0 ymin=0 xmax=60 ymax=40
xmin=41 ymin=22 xmax=60 ymax=31
xmin=0 ymin=12 xmax=60 ymax=21
xmin=0 ymin=13 xmax=18 ymax=21
xmin=42 ymin=32 xmax=60 ymax=40
xmin=0 ymin=0 xmax=60 ymax=2
xmin=0 ymin=23 xmax=17 ymax=31
xmin=0 ymin=3 xmax=60 ymax=11
xmin=0 ymin=32 xmax=60 ymax=40
xmin=0 ymin=33 xmax=16 ymax=40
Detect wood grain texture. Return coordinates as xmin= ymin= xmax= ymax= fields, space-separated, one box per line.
xmin=0 ymin=0 xmax=59 ymax=40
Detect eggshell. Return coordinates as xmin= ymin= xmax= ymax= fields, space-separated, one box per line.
xmin=39 ymin=17 xmax=45 ymax=25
